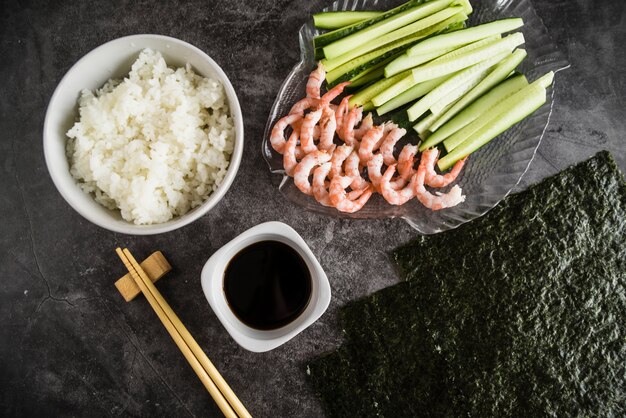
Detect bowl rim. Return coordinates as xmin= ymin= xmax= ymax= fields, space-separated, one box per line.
xmin=43 ymin=33 xmax=244 ymax=235
xmin=200 ymin=221 xmax=331 ymax=352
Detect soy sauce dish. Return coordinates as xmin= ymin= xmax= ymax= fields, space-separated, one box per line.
xmin=201 ymin=222 xmax=330 ymax=352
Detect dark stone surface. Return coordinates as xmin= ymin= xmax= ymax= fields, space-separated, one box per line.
xmin=0 ymin=0 xmax=624 ymax=417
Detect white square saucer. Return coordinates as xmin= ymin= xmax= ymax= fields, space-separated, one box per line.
xmin=200 ymin=221 xmax=331 ymax=352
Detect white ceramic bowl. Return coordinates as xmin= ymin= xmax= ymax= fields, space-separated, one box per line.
xmin=43 ymin=34 xmax=244 ymax=235
xmin=201 ymin=222 xmax=331 ymax=353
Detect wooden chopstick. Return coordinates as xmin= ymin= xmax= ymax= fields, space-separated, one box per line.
xmin=116 ymin=248 xmax=251 ymax=418
xmin=120 ymin=249 xmax=252 ymax=418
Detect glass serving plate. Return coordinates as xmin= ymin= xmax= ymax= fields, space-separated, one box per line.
xmin=263 ymin=0 xmax=569 ymax=234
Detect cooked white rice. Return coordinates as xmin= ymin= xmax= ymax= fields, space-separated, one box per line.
xmin=66 ymin=48 xmax=234 ymax=225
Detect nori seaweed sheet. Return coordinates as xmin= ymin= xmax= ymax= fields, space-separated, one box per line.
xmin=307 ymin=151 xmax=626 ymax=417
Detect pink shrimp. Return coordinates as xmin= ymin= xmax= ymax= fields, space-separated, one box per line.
xmin=330 ymin=144 xmax=353 ymax=179
xmin=321 ymin=81 xmax=350 ymax=105
xmin=283 ymin=130 xmax=300 ymax=177
xmin=289 ymin=97 xmax=320 ymax=116
xmin=397 ymin=144 xmax=418 ymax=181
xmin=385 ymin=144 xmax=417 ymax=189
xmin=366 ymin=153 xmax=384 ymax=191
xmin=318 ymin=105 xmax=337 ymax=151
xmin=420 ymin=148 xmax=467 ymax=188
xmin=358 ymin=125 xmax=385 ymax=163
xmin=379 ymin=126 xmax=407 ymax=166
xmin=270 ymin=113 xmax=302 ymax=154
xmin=367 ymin=153 xmax=405 ymax=192
xmin=379 ymin=164 xmax=415 ymax=205
xmin=313 ymin=162 xmax=333 ymax=207
xmin=343 ymin=106 xmax=363 ymax=147
xmin=294 ymin=150 xmax=332 ymax=196
xmin=354 ymin=113 xmax=374 ymax=141
xmin=329 ymin=176 xmax=374 ymax=213
xmin=335 ymin=95 xmax=352 ymax=141
xmin=300 ymin=108 xmax=323 ymax=154
xmin=307 ymin=62 xmax=325 ymax=99
xmin=412 ymin=153 xmax=465 ymax=210
xmin=345 ymin=151 xmax=370 ymax=191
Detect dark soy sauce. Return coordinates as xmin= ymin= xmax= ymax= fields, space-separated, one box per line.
xmin=223 ymin=240 xmax=312 ymax=330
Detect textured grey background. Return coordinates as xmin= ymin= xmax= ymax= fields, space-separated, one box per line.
xmin=1 ymin=0 xmax=624 ymax=417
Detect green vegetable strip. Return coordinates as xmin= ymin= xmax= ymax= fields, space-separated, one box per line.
xmin=323 ymin=0 xmax=453 ymax=60
xmin=429 ymin=67 xmax=491 ymax=115
xmin=406 ymin=17 xmax=524 ymax=56
xmin=437 ymin=85 xmax=547 ymax=171
xmin=376 ymin=74 xmax=451 ymax=116
xmin=414 ymin=111 xmax=441 ymax=135
xmin=440 ymin=72 xmax=553 ymax=153
xmin=313 ymin=0 xmax=427 ymax=50
xmin=326 ymin=13 xmax=467 ymax=86
xmin=386 ymin=34 xmax=501 ymax=77
xmin=322 ymin=4 xmax=463 ymax=72
xmin=409 ymin=32 xmax=524 ymax=85
xmin=349 ymin=70 xmax=413 ymax=107
xmin=419 ymin=74 xmax=528 ymax=150
xmin=428 ymin=48 xmax=527 ymax=133
xmin=313 ymin=11 xmax=383 ymax=30
xmin=348 ymin=58 xmax=394 ymax=88
xmin=405 ymin=51 xmax=509 ymax=120
xmin=384 ymin=45 xmax=458 ymax=78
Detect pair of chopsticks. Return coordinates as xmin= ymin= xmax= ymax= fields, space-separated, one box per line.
xmin=116 ymin=248 xmax=251 ymax=418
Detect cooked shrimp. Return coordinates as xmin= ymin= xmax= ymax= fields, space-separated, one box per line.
xmin=300 ymin=108 xmax=323 ymax=154
xmin=379 ymin=164 xmax=415 ymax=205
xmin=330 ymin=144 xmax=353 ymax=179
xmin=335 ymin=95 xmax=352 ymax=141
xmin=283 ymin=130 xmax=300 ymax=177
xmin=345 ymin=150 xmax=370 ymax=191
xmin=379 ymin=126 xmax=407 ymax=166
xmin=307 ymin=62 xmax=325 ymax=99
xmin=354 ymin=113 xmax=374 ymax=140
xmin=412 ymin=153 xmax=465 ymax=210
xmin=397 ymin=144 xmax=418 ymax=180
xmin=321 ymin=81 xmax=350 ymax=105
xmin=270 ymin=113 xmax=302 ymax=154
xmin=289 ymin=97 xmax=320 ymax=116
xmin=319 ymin=105 xmax=337 ymax=151
xmin=358 ymin=125 xmax=385 ymax=163
xmin=312 ymin=162 xmax=333 ymax=206
xmin=367 ymin=153 xmax=405 ymax=192
xmin=343 ymin=106 xmax=363 ymax=147
xmin=294 ymin=150 xmax=332 ymax=195
xmin=329 ymin=176 xmax=374 ymax=213
xmin=421 ymin=148 xmax=467 ymax=188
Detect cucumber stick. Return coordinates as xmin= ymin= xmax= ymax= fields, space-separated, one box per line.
xmin=419 ymin=74 xmax=528 ymax=150
xmin=376 ymin=74 xmax=451 ymax=116
xmin=325 ymin=12 xmax=467 ymax=85
xmin=349 ymin=69 xmax=413 ymax=107
xmin=313 ymin=11 xmax=383 ymax=30
xmin=429 ymin=67 xmax=491 ymax=114
xmin=313 ymin=0 xmax=425 ymax=49
xmin=405 ymin=51 xmax=509 ymax=120
xmin=323 ymin=4 xmax=462 ymax=72
xmin=438 ymin=84 xmax=548 ymax=171
xmin=406 ymin=17 xmax=524 ymax=57
xmin=349 ymin=60 xmax=389 ymax=88
xmin=371 ymin=74 xmax=417 ymax=107
xmin=323 ymin=0 xmax=453 ymax=60
xmin=414 ymin=111 xmax=441 ymax=135
xmin=428 ymin=48 xmax=527 ymax=132
xmin=441 ymin=72 xmax=553 ymax=153
xmin=409 ymin=32 xmax=525 ymax=85
xmin=385 ymin=34 xmax=501 ymax=77
xmin=384 ymin=45 xmax=458 ymax=77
